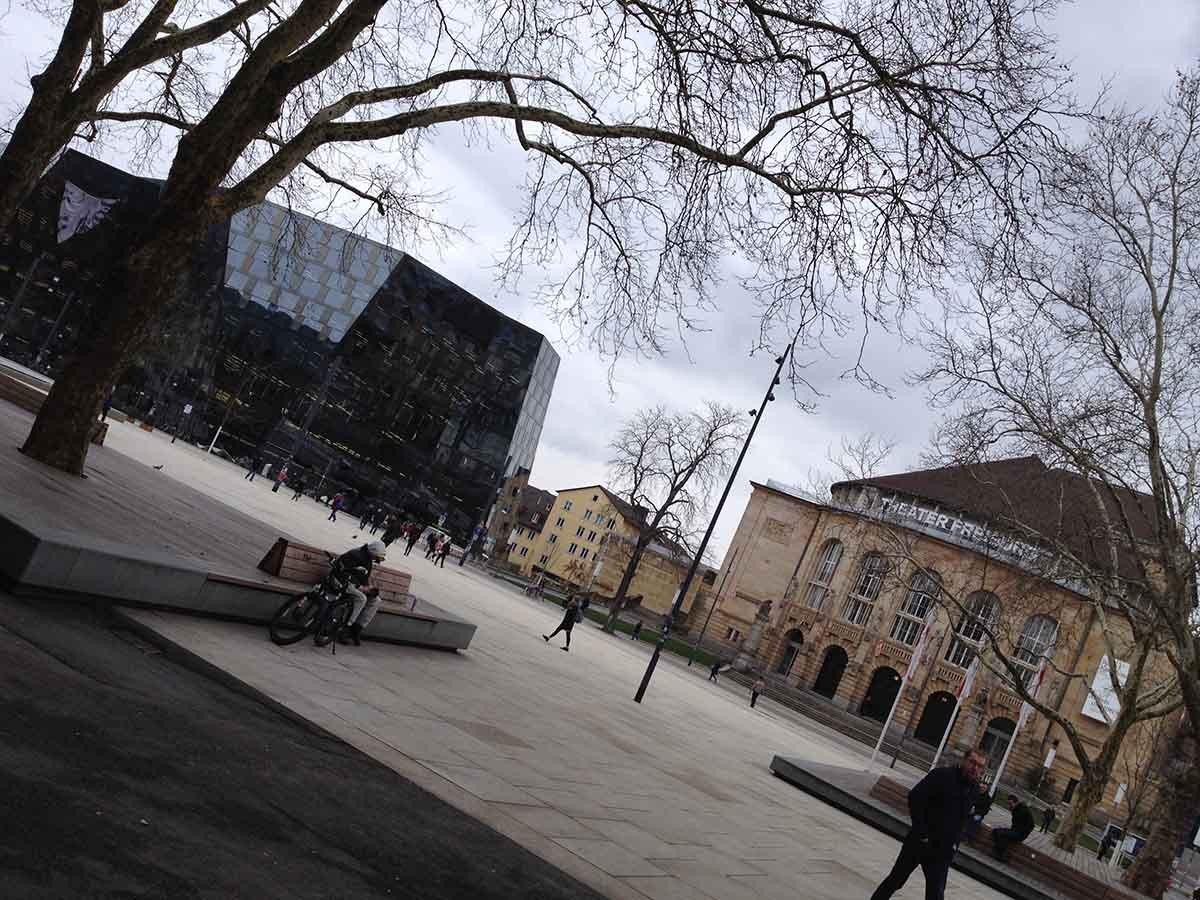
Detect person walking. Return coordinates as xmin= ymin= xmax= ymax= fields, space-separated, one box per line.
xmin=245 ymin=451 xmax=264 ymax=481
xmin=424 ymin=530 xmax=439 ymax=559
xmin=1039 ymin=805 xmax=1054 ymax=834
xmin=271 ymin=464 xmax=288 ymax=493
xmin=630 ymin=620 xmax=643 ymax=641
xmin=870 ymin=749 xmax=986 ymax=900
xmin=328 ymin=492 xmax=344 ymax=522
xmin=991 ymin=796 xmax=1035 ymax=862
xmin=404 ymin=522 xmax=421 ymax=557
xmin=381 ymin=516 xmax=402 ymax=547
xmin=435 ymin=537 xmax=451 ymax=567
xmin=290 ymin=475 xmax=307 ymax=501
xmin=750 ymin=677 xmax=766 ymax=708
xmin=543 ymin=596 xmax=580 ymax=651
xmin=708 ymin=660 xmax=722 ymax=682
xmin=359 ymin=504 xmax=375 ymax=531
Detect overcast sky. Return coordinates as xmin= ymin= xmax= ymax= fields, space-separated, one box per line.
xmin=2 ymin=1 xmax=1199 ymax=561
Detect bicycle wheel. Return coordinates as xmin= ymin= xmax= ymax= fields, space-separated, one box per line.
xmin=313 ymin=599 xmax=352 ymax=647
xmin=269 ymin=593 xmax=320 ymax=645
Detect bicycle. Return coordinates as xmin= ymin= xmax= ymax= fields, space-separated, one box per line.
xmin=268 ymin=560 xmax=365 ymax=652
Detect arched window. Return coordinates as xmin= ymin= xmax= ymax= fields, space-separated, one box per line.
xmin=842 ymin=553 xmax=887 ymax=626
xmin=804 ymin=540 xmax=844 ymax=611
xmin=889 ymin=570 xmax=941 ymax=645
xmin=945 ymin=591 xmax=1001 ymax=668
xmin=1015 ymin=615 xmax=1058 ymax=686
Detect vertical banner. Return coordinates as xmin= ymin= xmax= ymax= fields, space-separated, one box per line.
xmin=870 ymin=615 xmax=934 ymax=765
xmin=990 ymin=658 xmax=1048 ymax=796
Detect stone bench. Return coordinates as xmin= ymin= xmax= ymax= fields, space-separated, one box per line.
xmin=257 ymin=538 xmax=415 ymax=611
xmin=870 ymin=776 xmax=1129 ymax=900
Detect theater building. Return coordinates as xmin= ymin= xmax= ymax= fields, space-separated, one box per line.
xmin=706 ymin=457 xmax=1172 ymax=822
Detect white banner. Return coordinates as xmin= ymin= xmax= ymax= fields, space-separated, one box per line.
xmin=58 ymin=181 xmax=117 ymax=243
xmin=958 ymin=655 xmax=980 ymax=702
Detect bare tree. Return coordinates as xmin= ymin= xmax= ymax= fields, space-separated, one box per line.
xmin=603 ymin=402 xmax=744 ymax=632
xmin=7 ymin=0 xmax=1067 ymax=473
xmin=0 ymin=0 xmax=276 ymax=229
xmin=1116 ymin=714 xmax=1172 ymax=840
xmin=803 ymin=431 xmax=896 ymax=500
xmin=1124 ymin=715 xmax=1200 ymax=898
xmin=915 ymin=70 xmax=1200 ymax=868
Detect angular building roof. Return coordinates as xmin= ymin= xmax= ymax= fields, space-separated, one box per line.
xmin=833 ymin=455 xmax=1160 ymax=574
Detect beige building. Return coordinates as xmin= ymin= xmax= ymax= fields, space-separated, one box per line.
xmin=706 ymin=457 xmax=1174 ymax=824
xmin=487 ymin=468 xmax=555 ymax=566
xmin=513 ymin=484 xmax=716 ymax=620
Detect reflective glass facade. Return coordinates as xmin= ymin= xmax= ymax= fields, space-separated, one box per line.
xmin=0 ymin=151 xmax=559 ymax=538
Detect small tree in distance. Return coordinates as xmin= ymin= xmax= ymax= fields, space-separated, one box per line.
xmin=602 ymin=403 xmax=744 ymax=632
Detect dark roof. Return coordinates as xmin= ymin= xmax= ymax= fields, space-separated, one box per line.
xmin=834 ymin=456 xmax=1160 ymax=575
xmin=515 ymin=486 xmax=556 ymax=531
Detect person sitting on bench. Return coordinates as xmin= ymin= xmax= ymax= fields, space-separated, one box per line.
xmin=992 ymin=796 xmax=1034 ymax=862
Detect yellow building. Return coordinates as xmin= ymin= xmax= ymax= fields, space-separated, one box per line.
xmin=515 ymin=485 xmax=716 ymax=621
xmin=705 ymin=458 xmax=1176 ymax=826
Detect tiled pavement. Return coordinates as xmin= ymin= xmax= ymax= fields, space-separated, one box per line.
xmin=12 ymin=413 xmax=1017 ymax=899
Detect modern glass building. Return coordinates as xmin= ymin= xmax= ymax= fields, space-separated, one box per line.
xmin=0 ymin=151 xmax=559 ymax=538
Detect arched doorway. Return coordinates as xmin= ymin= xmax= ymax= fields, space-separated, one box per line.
xmin=980 ymin=717 xmax=1017 ymax=775
xmin=860 ymin=666 xmax=902 ymax=722
xmin=813 ymin=646 xmax=848 ymax=699
xmin=914 ymin=691 xmax=957 ymax=746
xmin=775 ymin=629 xmax=804 ymax=676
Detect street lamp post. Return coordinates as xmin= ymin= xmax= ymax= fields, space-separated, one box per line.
xmin=633 ymin=336 xmax=797 ymax=703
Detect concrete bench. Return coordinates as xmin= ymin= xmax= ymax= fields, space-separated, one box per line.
xmin=257 ymin=538 xmax=415 ymax=611
xmin=870 ymin=776 xmax=1128 ymax=900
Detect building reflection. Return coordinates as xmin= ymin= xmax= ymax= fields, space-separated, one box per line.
xmin=0 ymin=151 xmax=558 ymax=539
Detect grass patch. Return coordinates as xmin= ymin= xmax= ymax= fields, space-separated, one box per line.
xmin=572 ymin=606 xmax=720 ymax=667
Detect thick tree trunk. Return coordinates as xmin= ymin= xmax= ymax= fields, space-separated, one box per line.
xmin=603 ymin=538 xmax=649 ymax=633
xmin=0 ymin=0 xmax=100 ymax=231
xmin=1123 ymin=724 xmax=1200 ymax=898
xmin=20 ymin=228 xmax=199 ymax=473
xmin=1054 ymin=732 xmax=1126 ymax=852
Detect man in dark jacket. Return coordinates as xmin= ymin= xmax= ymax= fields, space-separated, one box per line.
xmin=992 ymin=796 xmax=1035 ymax=862
xmin=871 ymin=749 xmax=987 ymax=900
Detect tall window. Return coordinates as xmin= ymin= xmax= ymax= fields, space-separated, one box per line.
xmin=563 ymin=500 xmax=573 ymax=511
xmin=842 ymin=553 xmax=887 ymax=626
xmin=1015 ymin=615 xmax=1058 ymax=686
xmin=548 ymin=533 xmax=558 ymax=544
xmin=890 ymin=570 xmax=941 ymax=645
xmin=587 ymin=530 xmax=597 ymax=542
xmin=576 ymin=526 xmax=586 ymax=537
xmin=518 ymin=546 xmax=529 ymax=557
xmin=945 ymin=591 xmax=1000 ymax=668
xmin=539 ymin=554 xmax=549 ymax=565
xmin=804 ymin=540 xmax=843 ymax=610
xmin=584 ymin=509 xmax=593 ymax=521
xmin=568 ymin=542 xmax=579 ymax=554
xmin=556 ymin=516 xmax=565 ymax=528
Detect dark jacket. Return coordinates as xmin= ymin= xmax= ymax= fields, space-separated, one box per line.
xmin=1011 ymin=802 xmax=1035 ymax=840
xmin=907 ymin=765 xmax=979 ymax=858
xmin=335 ymin=545 xmax=375 ymax=586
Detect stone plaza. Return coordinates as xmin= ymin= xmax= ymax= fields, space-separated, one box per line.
xmin=0 ymin=406 xmax=1021 ymax=900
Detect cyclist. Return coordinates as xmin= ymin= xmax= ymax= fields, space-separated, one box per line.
xmin=334 ymin=540 xmax=388 ymax=645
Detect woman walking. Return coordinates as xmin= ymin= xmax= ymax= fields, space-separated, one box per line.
xmin=543 ymin=596 xmax=580 ymax=651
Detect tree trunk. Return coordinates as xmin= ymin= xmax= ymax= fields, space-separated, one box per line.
xmin=1053 ymin=713 xmax=1134 ymax=851
xmin=0 ymin=0 xmax=99 ymax=232
xmin=1052 ymin=771 xmax=1107 ymax=851
xmin=603 ymin=537 xmax=649 ymax=633
xmin=20 ymin=229 xmax=199 ymax=473
xmin=1123 ymin=725 xmax=1200 ymax=898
